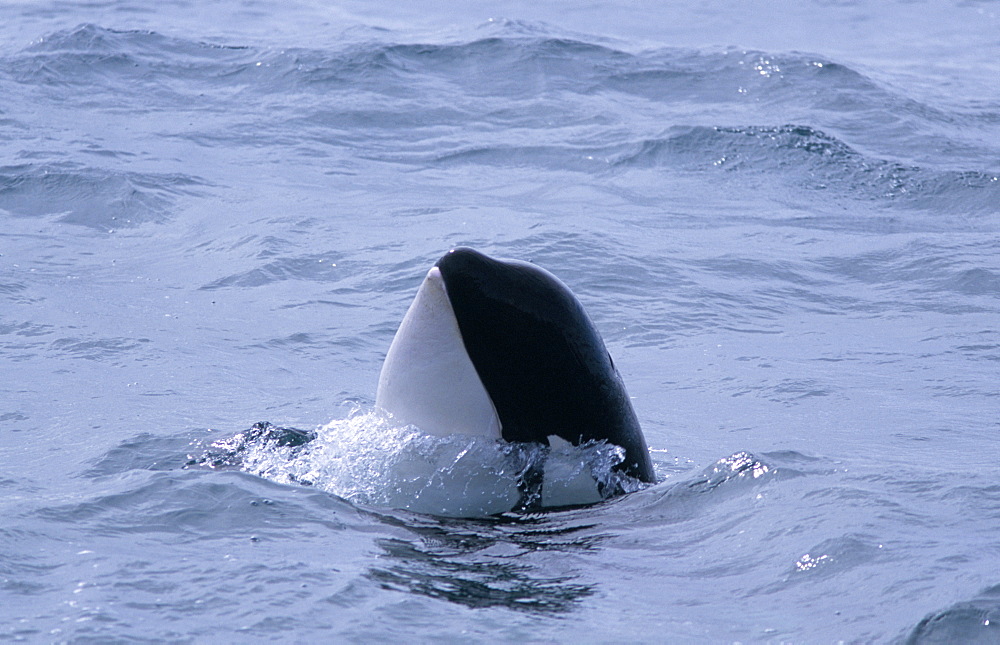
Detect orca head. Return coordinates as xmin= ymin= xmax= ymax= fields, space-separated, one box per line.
xmin=376 ymin=248 xmax=655 ymax=483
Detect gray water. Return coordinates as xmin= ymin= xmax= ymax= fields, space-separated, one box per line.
xmin=2 ymin=0 xmax=999 ymax=642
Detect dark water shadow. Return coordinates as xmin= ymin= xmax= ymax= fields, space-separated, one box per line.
xmin=362 ymin=508 xmax=607 ymax=614
xmin=367 ymin=536 xmax=594 ymax=613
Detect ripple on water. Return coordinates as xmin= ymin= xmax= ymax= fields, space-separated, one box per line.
xmin=0 ymin=163 xmax=206 ymax=231
xmin=906 ymin=584 xmax=1000 ymax=644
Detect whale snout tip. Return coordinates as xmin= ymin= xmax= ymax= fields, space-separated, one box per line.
xmin=426 ymin=265 xmax=442 ymax=280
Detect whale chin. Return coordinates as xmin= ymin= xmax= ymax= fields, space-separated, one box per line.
xmin=376 ymin=265 xmax=501 ymax=439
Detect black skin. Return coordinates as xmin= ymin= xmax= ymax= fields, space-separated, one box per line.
xmin=435 ymin=248 xmax=656 ymax=483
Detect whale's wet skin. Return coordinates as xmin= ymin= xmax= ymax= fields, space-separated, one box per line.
xmin=197 ymin=248 xmax=655 ymax=516
xmin=3 ymin=0 xmax=999 ymax=641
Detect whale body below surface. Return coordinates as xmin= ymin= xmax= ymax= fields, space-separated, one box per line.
xmin=376 ymin=247 xmax=656 ymax=496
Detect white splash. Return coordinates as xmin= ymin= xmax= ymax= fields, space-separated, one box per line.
xmin=231 ymin=410 xmax=643 ymax=518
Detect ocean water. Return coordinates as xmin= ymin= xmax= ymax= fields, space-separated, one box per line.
xmin=2 ymin=0 xmax=999 ymax=642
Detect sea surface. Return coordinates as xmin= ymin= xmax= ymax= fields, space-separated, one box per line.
xmin=2 ymin=0 xmax=999 ymax=642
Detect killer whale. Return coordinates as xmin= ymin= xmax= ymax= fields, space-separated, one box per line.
xmin=376 ymin=247 xmax=655 ymax=484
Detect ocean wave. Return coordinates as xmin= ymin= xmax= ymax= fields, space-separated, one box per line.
xmin=610 ymin=125 xmax=1000 ymax=214
xmin=905 ymin=584 xmax=1000 ymax=644
xmin=0 ymin=162 xmax=205 ymax=230
xmin=6 ymin=23 xmax=994 ymax=215
xmin=8 ymin=23 xmax=251 ymax=92
xmin=366 ymin=124 xmax=998 ymax=218
xmin=6 ymin=22 xmax=987 ymax=125
xmin=612 ymin=450 xmax=795 ymax=527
